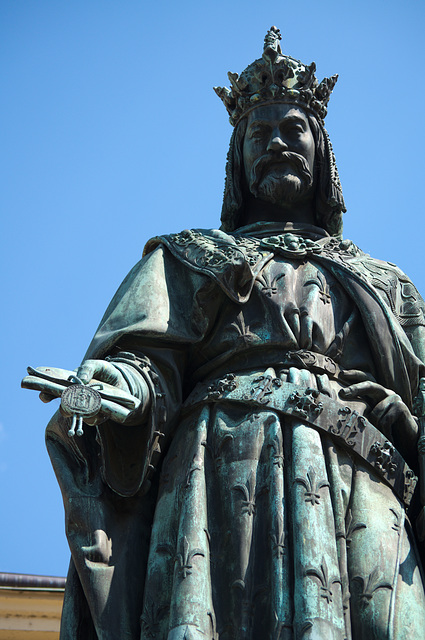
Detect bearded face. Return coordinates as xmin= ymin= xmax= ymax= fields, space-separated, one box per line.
xmin=249 ymin=150 xmax=314 ymax=204
xmin=242 ymin=104 xmax=315 ymax=208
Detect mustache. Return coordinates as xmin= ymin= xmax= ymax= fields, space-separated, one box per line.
xmin=250 ymin=151 xmax=313 ymax=194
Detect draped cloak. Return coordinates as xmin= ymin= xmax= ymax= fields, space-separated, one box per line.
xmin=46 ymin=222 xmax=425 ymax=640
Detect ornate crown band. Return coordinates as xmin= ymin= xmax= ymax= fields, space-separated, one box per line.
xmin=214 ymin=27 xmax=338 ymax=125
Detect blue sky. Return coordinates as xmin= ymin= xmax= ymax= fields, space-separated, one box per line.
xmin=1 ymin=1 xmax=425 ymax=577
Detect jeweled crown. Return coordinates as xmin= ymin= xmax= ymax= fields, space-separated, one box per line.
xmin=214 ymin=27 xmax=338 ymax=125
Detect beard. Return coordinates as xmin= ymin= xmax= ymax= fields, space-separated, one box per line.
xmin=249 ymin=152 xmax=314 ymax=205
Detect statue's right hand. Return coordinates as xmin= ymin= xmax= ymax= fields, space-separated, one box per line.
xmin=25 ymin=362 xmax=138 ymax=422
xmin=76 ymin=360 xmax=130 ymax=392
xmin=24 ymin=361 xmax=146 ymax=425
xmin=35 ymin=362 xmax=126 ymax=403
xmin=74 ymin=360 xmax=138 ymax=426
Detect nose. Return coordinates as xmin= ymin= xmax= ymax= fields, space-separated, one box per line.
xmin=267 ymin=135 xmax=288 ymax=153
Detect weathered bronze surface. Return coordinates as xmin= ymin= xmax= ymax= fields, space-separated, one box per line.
xmin=24 ymin=27 xmax=425 ymax=639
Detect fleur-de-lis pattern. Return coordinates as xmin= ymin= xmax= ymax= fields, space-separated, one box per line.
xmin=255 ymin=271 xmax=286 ymax=297
xmin=268 ymin=436 xmax=284 ymax=468
xmin=352 ymin=567 xmax=393 ymax=607
xmin=202 ymin=433 xmax=233 ymax=471
xmin=140 ymin=597 xmax=169 ymax=638
xmin=135 ymin=232 xmax=425 ymax=638
xmin=294 ymin=466 xmax=330 ymax=505
xmin=140 ymin=399 xmax=418 ymax=639
xmin=229 ymin=312 xmax=260 ymax=346
xmin=232 ymin=470 xmax=258 ymax=516
xmin=304 ymin=269 xmax=332 ymax=304
xmin=270 ymin=522 xmax=286 ymax=559
xmin=175 ymin=536 xmax=205 ymax=579
xmin=48 ymin=224 xmax=425 ymax=639
xmin=345 ymin=509 xmax=367 ymax=548
xmin=305 ymin=558 xmax=341 ymax=604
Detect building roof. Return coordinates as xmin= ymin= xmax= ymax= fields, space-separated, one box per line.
xmin=0 ymin=573 xmax=65 ymax=639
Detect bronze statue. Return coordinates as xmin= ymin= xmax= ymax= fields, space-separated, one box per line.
xmin=23 ymin=27 xmax=425 ymax=639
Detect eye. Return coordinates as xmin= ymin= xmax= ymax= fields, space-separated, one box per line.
xmin=249 ymin=128 xmax=266 ymax=140
xmin=283 ymin=123 xmax=304 ymax=136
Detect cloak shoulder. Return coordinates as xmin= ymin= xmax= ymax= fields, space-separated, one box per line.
xmin=144 ymin=228 xmax=271 ymax=304
xmin=84 ymin=243 xmax=218 ymax=361
xmin=350 ymin=253 xmax=425 ymax=328
xmin=145 ymin=229 xmax=425 ymax=331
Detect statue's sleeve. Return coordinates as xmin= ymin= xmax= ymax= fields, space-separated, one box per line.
xmin=357 ymin=254 xmax=425 ymax=368
xmin=70 ymin=245 xmax=219 ymax=497
xmin=394 ymin=273 xmax=425 ymax=365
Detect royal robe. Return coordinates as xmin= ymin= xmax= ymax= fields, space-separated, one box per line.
xmin=46 ymin=222 xmax=425 ymax=640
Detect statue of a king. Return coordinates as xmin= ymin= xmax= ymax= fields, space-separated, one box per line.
xmin=26 ymin=26 xmax=425 ymax=640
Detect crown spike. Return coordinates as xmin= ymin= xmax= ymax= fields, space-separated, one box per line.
xmin=263 ymin=26 xmax=282 ymax=58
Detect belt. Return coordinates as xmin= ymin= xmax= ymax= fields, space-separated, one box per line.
xmin=183 ymin=368 xmax=417 ymax=507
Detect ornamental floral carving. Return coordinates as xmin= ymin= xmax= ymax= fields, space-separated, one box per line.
xmin=370 ymin=441 xmax=397 ymax=475
xmin=305 ymin=558 xmax=341 ymax=604
xmin=288 ymin=388 xmax=323 ymax=419
xmin=352 ymin=567 xmax=392 ymax=608
xmin=294 ymin=466 xmax=329 ymax=505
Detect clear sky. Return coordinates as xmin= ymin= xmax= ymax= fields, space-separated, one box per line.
xmin=1 ymin=0 xmax=425 ymax=578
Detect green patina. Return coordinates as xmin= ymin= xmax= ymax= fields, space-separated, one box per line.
xmin=23 ymin=27 xmax=425 ymax=640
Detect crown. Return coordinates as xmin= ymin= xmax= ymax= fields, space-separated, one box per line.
xmin=214 ymin=27 xmax=338 ymax=125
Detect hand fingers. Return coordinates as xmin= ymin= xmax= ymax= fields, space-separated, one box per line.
xmin=370 ymin=396 xmax=409 ymax=424
xmin=370 ymin=397 xmax=418 ymax=443
xmin=76 ymin=360 xmax=100 ymax=384
xmin=339 ymin=381 xmax=392 ymax=402
xmin=83 ymin=410 xmax=126 ymax=426
xmin=39 ymin=392 xmax=56 ymax=403
xmin=369 ymin=398 xmax=397 ymax=438
xmin=340 ymin=369 xmax=376 ymax=384
xmin=83 ymin=415 xmax=101 ymax=427
xmin=77 ymin=360 xmax=129 ymax=390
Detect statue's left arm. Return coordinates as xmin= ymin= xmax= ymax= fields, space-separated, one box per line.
xmin=339 ymin=259 xmax=425 ymax=467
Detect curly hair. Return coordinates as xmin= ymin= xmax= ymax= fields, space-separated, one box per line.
xmin=220 ymin=113 xmax=346 ymax=237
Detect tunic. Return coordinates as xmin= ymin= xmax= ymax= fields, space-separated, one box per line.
xmin=46 ymin=222 xmax=425 ymax=640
